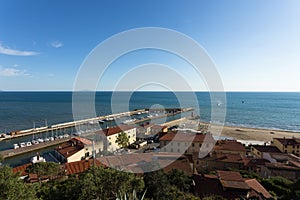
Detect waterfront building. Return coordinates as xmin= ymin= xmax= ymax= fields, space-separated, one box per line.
xmin=273 ymin=137 xmax=300 ymax=156
xmin=159 ymin=131 xmax=215 ymax=155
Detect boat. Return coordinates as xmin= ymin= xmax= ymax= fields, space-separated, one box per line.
xmin=32 ymin=140 xmax=39 ymax=145
xmin=44 ymin=137 xmax=50 ymax=142
xmin=49 ymin=137 xmax=54 ymax=141
xmin=13 ymin=144 xmax=19 ymax=149
xmin=20 ymin=142 xmax=26 ymax=148
xmin=98 ymin=120 xmax=105 ymax=123
xmin=31 ymin=153 xmax=46 ymax=164
xmin=37 ymin=138 xmax=44 ymax=143
xmin=122 ymin=118 xmax=136 ymax=124
xmin=26 ymin=141 xmax=32 ymax=146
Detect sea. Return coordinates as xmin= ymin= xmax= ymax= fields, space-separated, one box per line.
xmin=1 ymin=91 xmax=300 ymax=166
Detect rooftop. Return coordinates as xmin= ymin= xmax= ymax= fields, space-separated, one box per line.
xmin=159 ymin=131 xmax=215 ymax=143
xmin=64 ymin=159 xmax=106 ymax=175
xmin=245 ymin=179 xmax=272 ymax=199
xmin=96 ymin=125 xmax=136 ymax=137
xmin=55 ymin=138 xmax=85 ymax=158
xmin=214 ymin=140 xmax=246 ymax=152
xmin=251 ymin=145 xmax=281 ymax=153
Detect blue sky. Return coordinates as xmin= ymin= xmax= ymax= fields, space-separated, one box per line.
xmin=0 ymin=0 xmax=299 ymax=91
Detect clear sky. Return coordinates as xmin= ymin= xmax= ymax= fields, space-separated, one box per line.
xmin=0 ymin=0 xmax=299 ymax=91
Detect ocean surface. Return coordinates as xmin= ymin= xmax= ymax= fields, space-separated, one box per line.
xmin=1 ymin=91 xmax=300 ymax=133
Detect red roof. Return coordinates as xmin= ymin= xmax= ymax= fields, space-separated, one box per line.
xmin=216 ymin=170 xmax=244 ymax=181
xmin=159 ymin=131 xmax=215 ymax=143
xmin=96 ymin=125 xmax=136 ymax=136
xmin=64 ymin=159 xmax=106 ymax=175
xmin=55 ymin=138 xmax=85 ymax=158
xmin=12 ymin=163 xmax=32 ymax=176
xmin=245 ymin=179 xmax=272 ymax=199
xmin=214 ymin=140 xmax=246 ymax=152
xmin=74 ymin=137 xmax=92 ymax=145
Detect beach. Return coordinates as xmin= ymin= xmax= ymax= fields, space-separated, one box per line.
xmin=219 ymin=124 xmax=300 ymax=142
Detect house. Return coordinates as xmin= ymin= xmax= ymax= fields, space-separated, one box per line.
xmin=196 ymin=152 xmax=244 ymax=172
xmin=159 ymin=131 xmax=215 ymax=155
xmin=150 ymin=124 xmax=168 ymax=135
xmin=213 ymin=140 xmax=246 ymax=158
xmin=273 ymin=137 xmax=300 ymax=156
xmin=243 ymin=158 xmax=270 ymax=173
xmin=194 ymin=170 xmax=272 ymax=200
xmin=251 ymin=145 xmax=281 ymax=158
xmin=260 ymin=161 xmax=300 ymax=180
xmin=96 ymin=125 xmax=137 ymax=151
xmin=64 ymin=158 xmax=106 ymax=175
xmin=54 ymin=137 xmax=93 ymax=163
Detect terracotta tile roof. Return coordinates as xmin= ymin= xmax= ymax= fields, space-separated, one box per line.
xmin=251 ymin=145 xmax=281 ymax=153
xmin=64 ymin=159 xmax=106 ymax=175
xmin=213 ymin=153 xmax=244 ymax=163
xmin=96 ymin=125 xmax=136 ymax=137
xmin=265 ymin=162 xmax=300 ymax=170
xmin=214 ymin=140 xmax=246 ymax=152
xmin=161 ymin=156 xmax=193 ymax=176
xmin=55 ymin=138 xmax=85 ymax=158
xmin=289 ymin=160 xmax=300 ymax=168
xmin=74 ymin=137 xmax=92 ymax=145
xmin=274 ymin=138 xmax=300 ymax=146
xmin=216 ymin=170 xmax=244 ymax=181
xmin=151 ymin=125 xmax=167 ymax=129
xmin=159 ymin=131 xmax=215 ymax=143
xmin=243 ymin=158 xmax=270 ymax=167
xmin=245 ymin=179 xmax=272 ymax=199
xmin=220 ymin=180 xmax=250 ymax=190
xmin=12 ymin=163 xmax=32 ymax=176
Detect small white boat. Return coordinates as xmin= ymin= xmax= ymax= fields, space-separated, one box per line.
xmin=20 ymin=142 xmax=26 ymax=148
xmin=32 ymin=140 xmax=39 ymax=145
xmin=13 ymin=144 xmax=19 ymax=149
xmin=44 ymin=137 xmax=50 ymax=142
xmin=37 ymin=138 xmax=44 ymax=143
xmin=31 ymin=154 xmax=46 ymax=164
xmin=59 ymin=135 xmax=64 ymax=139
xmin=63 ymin=134 xmax=70 ymax=138
xmin=26 ymin=142 xmax=32 ymax=146
xmin=49 ymin=137 xmax=54 ymax=141
xmin=98 ymin=120 xmax=105 ymax=123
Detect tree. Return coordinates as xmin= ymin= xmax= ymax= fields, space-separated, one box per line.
xmin=116 ymin=132 xmax=130 ymax=148
xmin=26 ymin=162 xmax=64 ymax=181
xmin=78 ymin=166 xmax=144 ymax=200
xmin=167 ymin=169 xmax=193 ymax=192
xmin=0 ymin=165 xmax=38 ymax=200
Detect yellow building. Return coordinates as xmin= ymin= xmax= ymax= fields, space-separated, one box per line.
xmin=99 ymin=125 xmax=137 ymax=151
xmin=273 ymin=138 xmax=300 ymax=156
xmin=159 ymin=131 xmax=215 ymax=155
xmin=54 ymin=137 xmax=93 ymax=163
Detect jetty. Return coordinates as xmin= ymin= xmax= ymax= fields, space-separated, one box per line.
xmin=0 ymin=108 xmax=193 ymax=141
xmin=0 ymin=137 xmax=71 ymax=159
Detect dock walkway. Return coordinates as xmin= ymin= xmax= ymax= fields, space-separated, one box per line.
xmin=0 ymin=137 xmax=71 ymax=159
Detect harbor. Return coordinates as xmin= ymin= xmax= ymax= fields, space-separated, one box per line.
xmin=0 ymin=108 xmax=194 ymax=166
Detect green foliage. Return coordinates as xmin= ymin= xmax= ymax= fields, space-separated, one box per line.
xmin=144 ymin=169 xmax=197 ymax=200
xmin=167 ymin=169 xmax=193 ymax=192
xmin=260 ymin=176 xmax=293 ymax=198
xmin=116 ymin=132 xmax=130 ymax=148
xmin=26 ymin=162 xmax=63 ymax=181
xmin=78 ymin=166 xmax=144 ymax=200
xmin=0 ymin=165 xmax=38 ymax=200
xmin=202 ymin=195 xmax=227 ymax=200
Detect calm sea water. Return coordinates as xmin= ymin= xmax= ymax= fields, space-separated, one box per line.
xmin=0 ymin=91 xmax=300 ymax=133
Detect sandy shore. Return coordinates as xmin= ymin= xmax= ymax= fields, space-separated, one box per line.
xmin=190 ymin=120 xmax=300 ymax=142
xmin=219 ymin=125 xmax=300 ymax=142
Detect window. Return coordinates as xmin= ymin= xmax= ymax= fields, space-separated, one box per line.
xmin=128 ymin=136 xmax=130 ymax=138
xmin=285 ymin=150 xmax=287 ymax=153
xmin=199 ymin=143 xmax=202 ymax=147
xmin=171 ymin=148 xmax=173 ymax=152
xmin=171 ymin=142 xmax=173 ymax=146
xmin=177 ymin=149 xmax=180 ymax=153
xmin=285 ymin=145 xmax=288 ymax=148
xmin=178 ymin=142 xmax=180 ymax=146
xmin=109 ymin=142 xmax=112 ymax=146
xmin=192 ymin=143 xmax=195 ymax=147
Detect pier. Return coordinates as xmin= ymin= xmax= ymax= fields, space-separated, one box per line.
xmin=0 ymin=137 xmax=71 ymax=159
xmin=0 ymin=108 xmax=194 ymax=159
xmin=1 ymin=108 xmax=193 ymax=141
